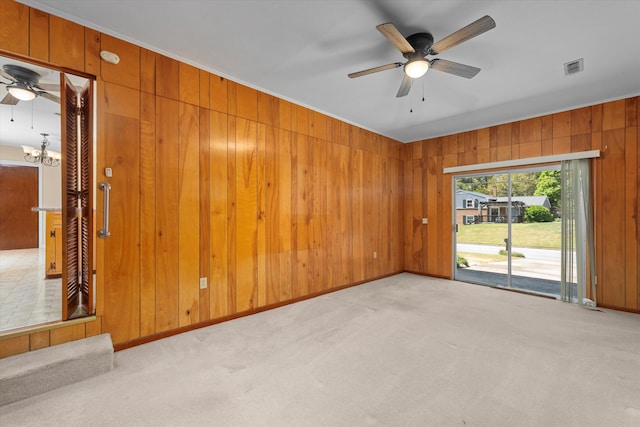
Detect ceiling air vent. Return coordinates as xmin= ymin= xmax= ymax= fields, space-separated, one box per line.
xmin=564 ymin=58 xmax=584 ymax=75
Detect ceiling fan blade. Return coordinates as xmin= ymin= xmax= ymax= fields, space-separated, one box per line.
xmin=430 ymin=15 xmax=496 ymax=55
xmin=38 ymin=91 xmax=60 ymax=104
xmin=348 ymin=62 xmax=403 ymax=79
xmin=377 ymin=23 xmax=415 ymax=54
xmin=0 ymin=68 xmax=17 ymax=82
xmin=1 ymin=92 xmax=20 ymax=105
xmin=430 ymin=59 xmax=480 ymax=79
xmin=35 ymin=83 xmax=60 ymax=91
xmin=396 ymin=74 xmax=412 ymax=98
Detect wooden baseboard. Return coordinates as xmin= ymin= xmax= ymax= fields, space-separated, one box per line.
xmin=114 ymin=271 xmax=403 ymax=352
xmin=597 ymin=304 xmax=640 ymax=314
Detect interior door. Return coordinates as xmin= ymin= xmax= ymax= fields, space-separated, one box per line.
xmin=0 ymin=165 xmax=38 ymax=249
xmin=61 ymin=74 xmax=94 ymax=319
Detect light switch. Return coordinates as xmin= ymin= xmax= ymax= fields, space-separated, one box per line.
xmin=199 ymin=277 xmax=207 ymax=289
xmin=105 ymin=168 xmax=113 ymax=177
xmin=422 ymin=218 xmax=428 ymax=224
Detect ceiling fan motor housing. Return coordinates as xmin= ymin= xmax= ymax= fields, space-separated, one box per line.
xmin=3 ymin=64 xmax=41 ymax=86
xmin=404 ymin=33 xmax=435 ymax=58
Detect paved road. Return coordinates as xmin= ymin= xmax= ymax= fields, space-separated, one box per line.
xmin=456 ymin=243 xmax=563 ymax=262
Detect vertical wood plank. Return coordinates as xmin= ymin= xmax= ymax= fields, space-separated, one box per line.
xmin=0 ymin=335 xmax=29 ymax=358
xmin=350 ymin=148 xmax=364 ymax=283
xmin=278 ymin=130 xmax=292 ymax=300
xmin=257 ymin=124 xmax=267 ymax=307
xmin=0 ymin=0 xmax=29 ymax=55
xmin=440 ymin=159 xmax=452 ymax=278
xmin=571 ymin=106 xmax=592 ymax=135
xmin=265 ymin=125 xmax=280 ymax=304
xmin=155 ymin=96 xmax=179 ymax=332
xmin=339 ymin=144 xmax=352 ymax=284
xmin=553 ymin=111 xmax=571 ymax=138
xmin=294 ymin=134 xmax=310 ymax=295
xmin=199 ymin=108 xmax=211 ymax=322
xmin=99 ymin=82 xmax=140 ymax=345
xmin=210 ymin=74 xmax=228 ymax=113
xmin=363 ymin=150 xmax=375 ymax=277
xmin=85 ymin=317 xmax=102 ymax=338
xmin=29 ymin=330 xmax=50 ymax=351
xmin=139 ymin=91 xmax=156 ymax=337
xmin=426 ymin=142 xmax=439 ymax=275
xmin=179 ymin=62 xmax=199 ymax=106
xmin=101 ymin=35 xmax=140 ymax=90
xmin=235 ymin=118 xmax=258 ymax=312
xmin=411 ymin=159 xmax=423 ymax=272
xmin=236 ymin=84 xmax=258 ymax=121
xmin=210 ymin=111 xmax=228 ymax=318
xmin=49 ymin=15 xmax=84 ymax=71
xmin=84 ymin=28 xmax=101 ymax=76
xmin=624 ymin=127 xmax=638 ymax=309
xmin=601 ymin=129 xmax=626 ymax=307
xmin=603 ymin=99 xmax=626 ymax=130
xmin=199 ymin=70 xmax=210 ymax=109
xmin=178 ymin=102 xmax=200 ymax=326
xmin=50 ymin=324 xmax=86 ymax=346
xmin=140 ymin=49 xmax=156 ymax=94
xmin=29 ymin=8 xmax=49 ymax=61
xmin=156 ymin=54 xmax=179 ymax=100
xmin=312 ymin=138 xmax=327 ymax=292
xmin=227 ymin=81 xmax=237 ymax=117
xmin=258 ymin=92 xmax=280 ymax=127
xmin=227 ymin=117 xmax=237 ymax=313
xmin=279 ymin=100 xmax=293 ymax=131
xmin=626 ymin=97 xmax=638 ymax=127
xmin=326 ymin=143 xmax=339 ymax=285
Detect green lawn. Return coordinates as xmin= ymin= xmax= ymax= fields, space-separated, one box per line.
xmin=456 ymin=220 xmax=561 ymax=249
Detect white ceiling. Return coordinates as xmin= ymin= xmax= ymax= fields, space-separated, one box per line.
xmin=15 ymin=0 xmax=640 ymax=143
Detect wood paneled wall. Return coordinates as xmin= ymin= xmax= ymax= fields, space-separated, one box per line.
xmin=0 ymin=0 xmax=636 ymax=358
xmin=0 ymin=0 xmax=404 ymax=355
xmin=403 ymin=97 xmax=639 ymax=312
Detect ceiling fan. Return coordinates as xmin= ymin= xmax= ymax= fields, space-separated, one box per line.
xmin=348 ymin=15 xmax=496 ymax=97
xmin=0 ymin=64 xmax=60 ymax=105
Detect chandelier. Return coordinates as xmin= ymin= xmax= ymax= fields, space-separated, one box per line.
xmin=22 ymin=133 xmax=61 ymax=167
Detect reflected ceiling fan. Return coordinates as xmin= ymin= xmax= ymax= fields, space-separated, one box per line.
xmin=348 ymin=15 xmax=496 ymax=97
xmin=0 ymin=64 xmax=60 ymax=105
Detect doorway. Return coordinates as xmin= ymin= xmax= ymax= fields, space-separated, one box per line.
xmin=454 ymin=166 xmax=569 ymax=298
xmin=0 ymin=54 xmax=94 ymax=331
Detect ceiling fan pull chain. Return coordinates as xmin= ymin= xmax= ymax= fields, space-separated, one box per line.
xmin=11 ymin=106 xmax=14 ymax=122
xmin=422 ymin=78 xmax=425 ymax=102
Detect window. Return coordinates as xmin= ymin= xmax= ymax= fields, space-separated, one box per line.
xmin=464 ymin=215 xmax=476 ymax=225
xmin=464 ymin=199 xmax=477 ymax=208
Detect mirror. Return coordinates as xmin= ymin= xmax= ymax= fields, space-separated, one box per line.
xmin=0 ymin=55 xmax=91 ymax=332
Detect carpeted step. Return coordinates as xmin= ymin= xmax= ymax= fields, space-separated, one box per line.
xmin=0 ymin=333 xmax=114 ymax=406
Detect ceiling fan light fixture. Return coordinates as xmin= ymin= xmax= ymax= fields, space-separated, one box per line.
xmin=7 ymin=84 xmax=37 ymax=101
xmin=404 ymin=58 xmax=429 ymax=79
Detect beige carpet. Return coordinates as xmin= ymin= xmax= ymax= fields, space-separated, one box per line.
xmin=1 ymin=273 xmax=639 ymax=426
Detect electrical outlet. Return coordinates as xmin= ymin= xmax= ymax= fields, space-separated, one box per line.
xmin=199 ymin=277 xmax=207 ymax=289
xmin=373 ymin=251 xmax=377 ymax=259
xmin=422 ymin=218 xmax=428 ymax=224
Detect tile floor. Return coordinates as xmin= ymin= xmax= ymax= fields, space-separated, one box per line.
xmin=0 ymin=248 xmax=61 ymax=331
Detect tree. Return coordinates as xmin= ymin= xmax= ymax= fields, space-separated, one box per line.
xmin=534 ymin=170 xmax=561 ymax=214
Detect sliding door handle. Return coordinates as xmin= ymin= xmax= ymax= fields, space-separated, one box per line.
xmin=99 ymin=182 xmax=111 ymax=238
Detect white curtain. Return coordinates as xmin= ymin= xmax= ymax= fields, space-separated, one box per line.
xmin=560 ymin=159 xmax=596 ymax=306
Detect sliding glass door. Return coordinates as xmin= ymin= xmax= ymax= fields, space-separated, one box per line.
xmin=454 ymin=166 xmax=565 ymax=297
